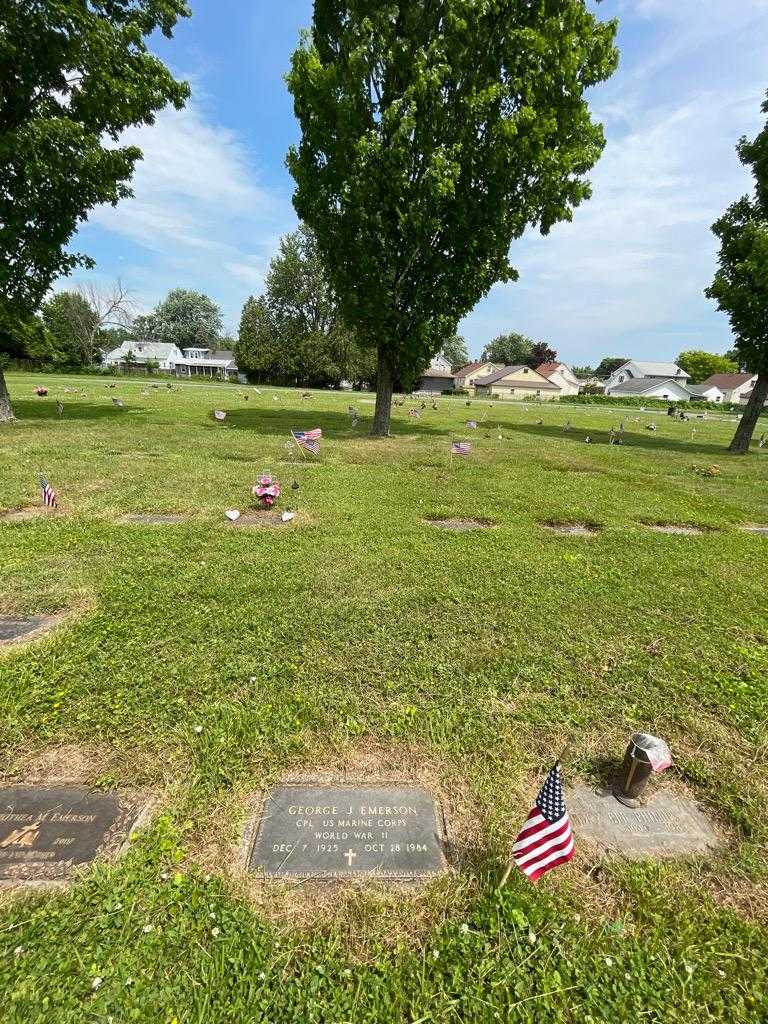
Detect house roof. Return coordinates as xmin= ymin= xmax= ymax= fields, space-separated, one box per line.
xmin=105 ymin=341 xmax=180 ymax=361
xmin=700 ymin=372 xmax=754 ymax=389
xmin=687 ymin=384 xmax=720 ymax=397
xmin=478 ymin=365 xmax=559 ymax=389
xmin=418 ymin=367 xmax=454 ymax=379
xmin=536 ymin=362 xmax=568 ymax=378
xmin=455 ymin=361 xmax=494 ymax=377
xmin=608 ymin=377 xmax=689 ymax=395
xmin=626 ymin=360 xmax=688 ymax=378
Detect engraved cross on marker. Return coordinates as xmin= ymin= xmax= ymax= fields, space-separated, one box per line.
xmin=344 ymin=849 xmax=357 ymax=867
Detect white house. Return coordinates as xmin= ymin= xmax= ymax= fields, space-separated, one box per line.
xmin=606 ymin=377 xmax=692 ymax=402
xmin=699 ymin=373 xmax=757 ymax=403
xmin=104 ymin=341 xmax=184 ymax=372
xmin=687 ymin=383 xmax=726 ymax=403
xmin=604 ymin=360 xmax=690 ymax=391
xmin=535 ymin=362 xmax=580 ymax=396
xmin=171 ymin=347 xmax=239 ymax=380
xmin=454 ymin=360 xmax=503 ymax=392
xmin=414 ymin=353 xmax=455 ymax=392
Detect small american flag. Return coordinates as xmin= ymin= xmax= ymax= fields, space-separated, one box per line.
xmin=292 ymin=428 xmax=322 ymax=454
xmin=512 ymin=764 xmax=574 ymax=882
xmin=38 ymin=475 xmax=57 ymax=508
xmin=451 ymin=440 xmax=471 ymax=456
xmin=466 ymin=420 xmax=477 ymax=429
xmin=213 ymin=410 xmax=226 ymax=421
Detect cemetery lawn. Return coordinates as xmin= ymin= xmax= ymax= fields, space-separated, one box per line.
xmin=1 ymin=371 xmax=768 ymax=1023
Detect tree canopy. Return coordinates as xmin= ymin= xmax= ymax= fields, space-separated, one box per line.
xmin=594 ymin=356 xmax=628 ymax=379
xmin=706 ymin=91 xmax=768 ymax=453
xmin=676 ymin=350 xmax=738 ymax=385
xmin=135 ymin=289 xmax=223 ymax=350
xmin=0 ymin=0 xmax=190 ymax=419
xmin=481 ymin=333 xmax=534 ymax=366
xmin=523 ymin=341 xmax=558 ymax=369
xmin=236 ymin=226 xmax=376 ymax=387
xmin=287 ymin=1 xmax=618 ymax=433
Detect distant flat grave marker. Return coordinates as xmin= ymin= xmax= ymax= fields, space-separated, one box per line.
xmin=424 ymin=516 xmax=493 ymax=532
xmin=0 ymin=785 xmax=148 ymax=884
xmin=0 ymin=614 xmax=63 ymax=648
xmin=741 ymin=525 xmax=768 ymax=536
xmin=247 ymin=785 xmax=447 ymax=880
xmin=123 ymin=514 xmax=185 ymax=525
xmin=229 ymin=511 xmax=295 ymax=528
xmin=644 ymin=523 xmax=705 ymax=536
xmin=568 ymin=784 xmax=719 ymax=859
xmin=542 ymin=521 xmax=601 ymax=536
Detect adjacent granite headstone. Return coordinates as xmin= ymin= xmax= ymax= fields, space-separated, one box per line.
xmin=248 ymin=785 xmax=447 ymax=880
xmin=0 ymin=617 xmax=50 ymax=644
xmin=0 ymin=786 xmax=147 ymax=883
xmin=568 ymin=783 xmax=719 ymax=859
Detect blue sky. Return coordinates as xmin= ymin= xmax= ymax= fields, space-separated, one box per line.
xmin=72 ymin=0 xmax=768 ymax=367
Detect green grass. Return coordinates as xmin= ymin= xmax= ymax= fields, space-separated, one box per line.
xmin=1 ymin=371 xmax=767 ymax=1023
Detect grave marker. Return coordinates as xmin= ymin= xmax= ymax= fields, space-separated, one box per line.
xmin=568 ymin=784 xmax=719 ymax=859
xmin=247 ymin=785 xmax=447 ymax=880
xmin=0 ymin=786 xmax=148 ymax=883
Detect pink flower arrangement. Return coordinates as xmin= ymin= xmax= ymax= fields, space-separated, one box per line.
xmin=252 ymin=474 xmax=281 ymax=509
xmin=34 ymin=386 xmax=48 ymax=396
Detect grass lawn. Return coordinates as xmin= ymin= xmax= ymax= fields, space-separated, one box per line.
xmin=1 ymin=370 xmax=767 ymax=1023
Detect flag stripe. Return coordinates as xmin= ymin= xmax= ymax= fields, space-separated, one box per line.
xmin=522 ymin=838 xmax=575 ymax=880
xmin=514 ymin=818 xmax=571 ymax=865
xmin=512 ymin=814 xmax=570 ymax=855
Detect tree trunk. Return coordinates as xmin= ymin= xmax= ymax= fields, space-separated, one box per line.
xmin=728 ymin=372 xmax=768 ymax=453
xmin=370 ymin=345 xmax=393 ymax=436
xmin=0 ymin=368 xmax=14 ymax=422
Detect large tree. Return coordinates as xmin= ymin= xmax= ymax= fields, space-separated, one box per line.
xmin=135 ymin=289 xmax=223 ymax=349
xmin=706 ymin=93 xmax=768 ymax=453
xmin=523 ymin=340 xmax=558 ymax=369
xmin=481 ymin=332 xmax=535 ymax=366
xmin=237 ymin=226 xmax=376 ymax=387
xmin=0 ymin=0 xmax=190 ymax=420
xmin=676 ymin=349 xmax=738 ymax=385
xmin=287 ymin=1 xmax=618 ymax=435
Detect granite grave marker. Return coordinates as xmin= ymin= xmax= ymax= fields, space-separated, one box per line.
xmin=0 ymin=616 xmax=50 ymax=645
xmin=248 ymin=785 xmax=447 ymax=880
xmin=568 ymin=784 xmax=719 ymax=859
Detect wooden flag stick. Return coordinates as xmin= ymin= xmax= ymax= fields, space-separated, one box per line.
xmin=498 ymin=862 xmax=514 ymax=889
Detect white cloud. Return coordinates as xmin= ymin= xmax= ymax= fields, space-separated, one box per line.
xmin=81 ymin=97 xmax=296 ymax=329
xmin=460 ymin=3 xmax=768 ymax=363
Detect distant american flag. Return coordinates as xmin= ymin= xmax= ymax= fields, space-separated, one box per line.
xmin=38 ymin=475 xmax=57 ymax=508
xmin=466 ymin=420 xmax=477 ymax=429
xmin=512 ymin=764 xmax=574 ymax=882
xmin=451 ymin=440 xmax=471 ymax=456
xmin=292 ymin=428 xmax=322 ymax=454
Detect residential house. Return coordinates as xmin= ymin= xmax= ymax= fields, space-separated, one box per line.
xmin=414 ymin=353 xmax=455 ymax=393
xmin=605 ymin=377 xmax=692 ymax=402
xmin=699 ymin=372 xmax=757 ymax=404
xmin=453 ymin=360 xmax=502 ymax=393
xmin=536 ymin=362 xmax=580 ymax=396
xmin=687 ymin=383 xmax=726 ymax=403
xmin=738 ymin=384 xmax=768 ymax=406
xmin=604 ymin=360 xmax=690 ymax=391
xmin=474 ymin=365 xmax=561 ymax=400
xmin=170 ymin=347 xmax=239 ymax=380
xmin=104 ymin=340 xmax=185 ymax=372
